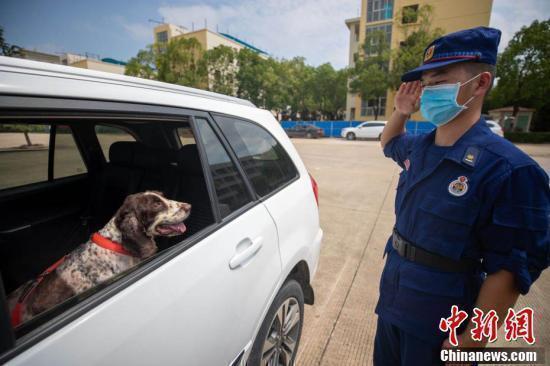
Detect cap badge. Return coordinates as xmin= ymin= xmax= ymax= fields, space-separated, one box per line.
xmin=448 ymin=176 xmax=468 ymax=197
xmin=424 ymin=45 xmax=435 ymax=62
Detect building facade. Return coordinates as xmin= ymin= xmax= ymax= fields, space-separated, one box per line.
xmin=18 ymin=50 xmax=126 ymax=74
xmin=153 ymin=23 xmax=268 ymax=58
xmin=345 ymin=0 xmax=493 ymax=121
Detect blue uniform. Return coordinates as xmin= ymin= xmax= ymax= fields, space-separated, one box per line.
xmin=374 ymin=118 xmax=550 ymax=364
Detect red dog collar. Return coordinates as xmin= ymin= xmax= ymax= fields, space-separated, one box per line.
xmin=91 ymin=232 xmax=136 ymax=257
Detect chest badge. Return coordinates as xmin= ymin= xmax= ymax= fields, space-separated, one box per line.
xmin=448 ymin=176 xmax=468 ymax=197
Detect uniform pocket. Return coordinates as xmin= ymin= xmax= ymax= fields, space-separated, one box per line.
xmin=413 ymin=194 xmax=479 ymax=260
xmin=393 ymin=263 xmax=468 ymax=336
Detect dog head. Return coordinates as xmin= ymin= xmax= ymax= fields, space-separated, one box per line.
xmin=114 ymin=191 xmax=191 ymax=258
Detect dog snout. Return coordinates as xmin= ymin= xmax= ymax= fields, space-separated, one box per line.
xmin=180 ymin=202 xmax=191 ymax=212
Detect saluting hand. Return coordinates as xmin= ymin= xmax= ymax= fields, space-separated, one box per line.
xmin=394 ymin=81 xmax=421 ymax=116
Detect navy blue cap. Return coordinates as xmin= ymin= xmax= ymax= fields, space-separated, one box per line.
xmin=401 ymin=26 xmax=501 ymax=82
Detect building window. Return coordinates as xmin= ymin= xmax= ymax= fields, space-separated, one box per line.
xmin=361 ymin=97 xmax=386 ymax=117
xmin=367 ymin=0 xmax=394 ymax=22
xmin=402 ymin=4 xmax=419 ymax=24
xmin=354 ymin=24 xmax=360 ymax=42
xmin=156 ymin=31 xmax=168 ymax=43
xmin=365 ymin=23 xmax=392 ymax=55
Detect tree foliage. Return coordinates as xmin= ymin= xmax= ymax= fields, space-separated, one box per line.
xmin=389 ymin=5 xmax=444 ymax=89
xmin=156 ymin=38 xmax=208 ymax=89
xmin=205 ymin=45 xmax=238 ymax=95
xmin=488 ymin=19 xmax=550 ymax=131
xmin=125 ymin=37 xmax=348 ymax=119
xmin=0 ymin=26 xmax=22 ymax=57
xmin=349 ymin=30 xmax=391 ymax=120
xmin=125 ymin=46 xmax=156 ymax=79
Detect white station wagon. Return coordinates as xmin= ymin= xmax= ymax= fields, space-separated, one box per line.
xmin=0 ymin=56 xmax=323 ymax=366
xmin=341 ymin=121 xmax=387 ymax=140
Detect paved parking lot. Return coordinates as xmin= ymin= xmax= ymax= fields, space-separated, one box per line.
xmin=292 ymin=138 xmax=550 ymax=365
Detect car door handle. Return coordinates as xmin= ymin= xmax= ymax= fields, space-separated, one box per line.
xmin=229 ymin=237 xmax=263 ymax=270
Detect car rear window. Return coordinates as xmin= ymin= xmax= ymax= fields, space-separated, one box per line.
xmin=214 ymin=115 xmax=298 ymax=197
xmin=0 ymin=123 xmax=87 ymax=190
xmin=54 ymin=125 xmax=87 ymax=179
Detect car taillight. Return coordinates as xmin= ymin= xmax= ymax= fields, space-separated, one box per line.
xmin=309 ymin=173 xmax=319 ymax=206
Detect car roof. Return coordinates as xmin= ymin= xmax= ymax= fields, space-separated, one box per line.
xmin=0 ymin=56 xmax=261 ymax=114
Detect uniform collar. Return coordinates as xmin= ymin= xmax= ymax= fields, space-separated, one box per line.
xmin=419 ymin=117 xmax=491 ymax=170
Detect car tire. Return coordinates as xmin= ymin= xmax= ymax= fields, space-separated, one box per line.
xmin=346 ymin=132 xmax=356 ymax=141
xmin=248 ymin=279 xmax=305 ymax=366
xmin=306 ymin=132 xmax=312 ymax=139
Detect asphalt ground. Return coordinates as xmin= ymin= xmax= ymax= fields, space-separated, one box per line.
xmin=292 ymin=138 xmax=550 ymax=366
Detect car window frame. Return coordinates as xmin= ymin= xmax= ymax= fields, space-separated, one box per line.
xmin=0 ymin=97 xmax=268 ymax=363
xmin=189 ymin=115 xmax=256 ymax=222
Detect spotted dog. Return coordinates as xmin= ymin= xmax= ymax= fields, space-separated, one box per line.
xmin=7 ymin=191 xmax=191 ymax=327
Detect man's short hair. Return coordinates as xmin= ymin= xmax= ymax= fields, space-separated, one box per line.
xmin=461 ymin=62 xmax=496 ymax=92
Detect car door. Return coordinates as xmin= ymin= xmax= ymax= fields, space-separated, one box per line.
xmin=212 ymin=113 xmax=319 ymax=300
xmin=6 ymin=116 xmax=282 ymax=366
xmin=357 ymin=123 xmax=369 ymax=138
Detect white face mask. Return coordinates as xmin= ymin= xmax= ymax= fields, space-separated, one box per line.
xmin=420 ymin=73 xmax=481 ymax=127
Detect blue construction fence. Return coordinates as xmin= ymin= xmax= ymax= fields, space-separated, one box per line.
xmin=281 ymin=120 xmax=434 ymax=138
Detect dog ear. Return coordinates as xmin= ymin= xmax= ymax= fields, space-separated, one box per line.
xmin=115 ymin=199 xmax=157 ymax=259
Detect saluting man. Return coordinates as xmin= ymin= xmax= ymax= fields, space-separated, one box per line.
xmin=375 ymin=26 xmax=550 ymax=365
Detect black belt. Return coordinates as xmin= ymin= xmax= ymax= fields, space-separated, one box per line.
xmin=392 ymin=228 xmax=480 ymax=273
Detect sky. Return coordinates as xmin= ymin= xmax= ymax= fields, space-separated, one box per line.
xmin=1 ymin=0 xmax=549 ymax=70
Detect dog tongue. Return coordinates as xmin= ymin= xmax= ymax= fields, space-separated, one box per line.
xmin=168 ymin=222 xmax=186 ymax=233
xmin=158 ymin=222 xmax=187 ymax=234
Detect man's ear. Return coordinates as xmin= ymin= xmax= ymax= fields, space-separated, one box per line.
xmin=475 ymin=72 xmax=492 ymax=96
xmin=115 ymin=209 xmax=157 ymax=259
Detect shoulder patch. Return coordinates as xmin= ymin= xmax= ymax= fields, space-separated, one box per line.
xmin=462 ymin=146 xmax=480 ymax=167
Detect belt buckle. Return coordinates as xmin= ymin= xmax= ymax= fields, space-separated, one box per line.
xmin=393 ymin=235 xmax=406 ymax=257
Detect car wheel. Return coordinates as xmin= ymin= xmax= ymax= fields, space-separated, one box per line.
xmin=378 ymin=133 xmax=382 ymax=141
xmin=346 ymin=132 xmax=356 ymax=141
xmin=248 ymin=279 xmax=304 ymax=366
xmin=306 ymin=132 xmax=312 ymax=139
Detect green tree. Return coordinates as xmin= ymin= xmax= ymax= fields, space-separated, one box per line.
xmin=489 ymin=19 xmax=550 ymax=131
xmin=389 ymin=5 xmax=444 ymax=89
xmin=125 ymin=45 xmax=156 ymax=79
xmin=204 ymin=45 xmax=238 ymax=95
xmin=282 ymin=57 xmax=316 ymax=119
xmin=310 ymin=64 xmax=348 ymax=119
xmin=350 ymin=30 xmax=391 ymax=120
xmin=332 ymin=68 xmax=349 ymax=119
xmin=156 ymin=38 xmax=208 ymax=89
xmin=236 ymin=48 xmax=266 ymax=106
xmin=0 ymin=26 xmax=22 ymax=57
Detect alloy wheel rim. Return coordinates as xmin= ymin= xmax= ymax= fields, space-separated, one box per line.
xmin=261 ymin=297 xmax=301 ymax=366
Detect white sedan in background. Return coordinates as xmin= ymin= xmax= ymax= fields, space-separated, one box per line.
xmin=341 ymin=121 xmax=387 ymax=140
xmin=486 ymin=120 xmax=504 ymax=137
